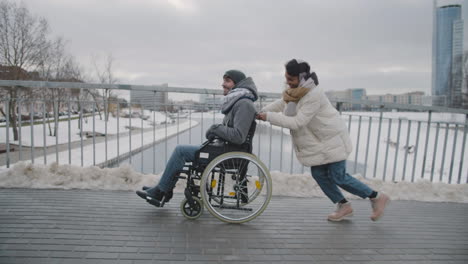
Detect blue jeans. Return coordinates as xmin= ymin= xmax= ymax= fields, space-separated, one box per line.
xmin=148 ymin=145 xmax=200 ymax=194
xmin=310 ymin=160 xmax=373 ymax=204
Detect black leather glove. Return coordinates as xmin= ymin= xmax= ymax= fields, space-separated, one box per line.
xmin=206 ymin=132 xmax=216 ymax=141
xmin=205 ymin=124 xmax=221 ymax=140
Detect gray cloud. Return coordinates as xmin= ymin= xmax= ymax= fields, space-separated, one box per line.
xmin=21 ymin=0 xmax=457 ymax=97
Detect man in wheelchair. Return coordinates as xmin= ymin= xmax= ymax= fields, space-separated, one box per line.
xmin=136 ymin=70 xmax=258 ymax=208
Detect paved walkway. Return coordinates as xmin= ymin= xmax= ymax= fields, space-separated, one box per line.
xmin=0 ymin=189 xmax=467 ymax=264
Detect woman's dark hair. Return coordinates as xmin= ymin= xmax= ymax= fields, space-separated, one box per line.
xmin=285 ymin=59 xmax=319 ymax=86
xmin=310 ymin=72 xmax=319 ymax=86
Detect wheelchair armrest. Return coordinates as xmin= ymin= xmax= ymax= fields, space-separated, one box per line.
xmin=201 ymin=137 xmax=222 ymax=147
xmin=197 ymin=138 xmax=224 ymax=156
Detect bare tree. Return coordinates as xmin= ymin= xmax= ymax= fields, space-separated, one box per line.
xmin=37 ymin=37 xmax=83 ymax=136
xmin=0 ymin=0 xmax=49 ymax=140
xmin=93 ymin=53 xmax=117 ymax=121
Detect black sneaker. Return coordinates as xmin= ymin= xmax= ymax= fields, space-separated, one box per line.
xmin=142 ymin=186 xmax=151 ymax=191
xmin=136 ymin=188 xmax=173 ymax=207
xmin=136 ymin=190 xmax=149 ymax=200
xmin=136 ymin=188 xmax=164 ymax=207
xmin=164 ymin=190 xmax=174 ymax=203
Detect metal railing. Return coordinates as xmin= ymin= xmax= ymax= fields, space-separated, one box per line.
xmin=1 ymin=80 xmax=467 ymax=185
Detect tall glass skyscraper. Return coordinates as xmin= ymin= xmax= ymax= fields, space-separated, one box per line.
xmin=432 ymin=0 xmax=464 ymax=108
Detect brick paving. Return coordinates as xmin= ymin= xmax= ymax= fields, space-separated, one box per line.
xmin=0 ymin=188 xmax=467 ymax=264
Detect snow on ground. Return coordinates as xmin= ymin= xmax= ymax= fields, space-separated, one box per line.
xmin=270 ymin=171 xmax=468 ymax=203
xmin=0 ymin=162 xmax=466 ymax=203
xmin=0 ymin=119 xmax=198 ymax=169
xmin=0 ymin=111 xmax=174 ymax=147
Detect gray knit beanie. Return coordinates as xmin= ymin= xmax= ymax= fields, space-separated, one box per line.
xmin=223 ymin=70 xmax=246 ymax=84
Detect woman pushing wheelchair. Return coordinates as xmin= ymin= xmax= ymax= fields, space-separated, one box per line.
xmin=256 ymin=59 xmax=390 ymax=222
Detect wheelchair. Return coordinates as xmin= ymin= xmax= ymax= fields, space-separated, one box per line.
xmin=173 ymin=122 xmax=272 ymax=224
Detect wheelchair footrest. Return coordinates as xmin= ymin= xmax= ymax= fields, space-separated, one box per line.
xmin=146 ymin=196 xmax=163 ymax=207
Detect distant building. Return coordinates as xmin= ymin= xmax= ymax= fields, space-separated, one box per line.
xmin=366 ymin=91 xmax=425 ymax=106
xmin=432 ymin=0 xmax=464 ymax=108
xmin=421 ymin=95 xmax=446 ymax=106
xmin=199 ymin=94 xmax=223 ymax=110
xmin=0 ymin=65 xmax=40 ymax=80
xmin=130 ymin=90 xmax=168 ymax=111
xmin=325 ymin=88 xmax=367 ymax=110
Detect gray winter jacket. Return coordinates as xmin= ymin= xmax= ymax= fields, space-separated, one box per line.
xmin=206 ymin=77 xmax=258 ymax=145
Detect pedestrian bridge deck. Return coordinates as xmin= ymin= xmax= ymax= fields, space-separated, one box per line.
xmin=0 ymin=189 xmax=467 ymax=264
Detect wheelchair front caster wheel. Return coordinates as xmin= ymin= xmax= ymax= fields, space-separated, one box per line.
xmin=180 ymin=197 xmax=203 ymax=220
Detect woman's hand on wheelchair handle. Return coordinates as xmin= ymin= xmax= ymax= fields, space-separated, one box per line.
xmin=256 ymin=112 xmax=267 ymax=121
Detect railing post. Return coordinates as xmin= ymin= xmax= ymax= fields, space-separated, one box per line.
xmin=105 ymin=98 xmax=108 ymax=165
xmin=5 ymin=97 xmax=10 ymax=168
xmin=18 ymin=99 xmax=22 ymax=162
xmin=152 ymin=92 xmax=156 ymax=174
xmin=383 ymin=119 xmax=393 ymax=182
xmin=373 ymin=105 xmax=384 ymax=178
xmin=212 ymin=94 xmax=216 ymax=124
xmin=392 ymin=118 xmax=403 ymax=182
xmin=117 ymin=100 xmax=121 ymax=166
xmin=448 ymin=124 xmax=458 ymax=184
xmin=93 ymin=101 xmax=96 ymax=166
xmin=421 ymin=110 xmax=432 ymax=180
xmin=68 ymin=98 xmax=71 ymax=165
xmin=165 ymin=104 xmax=168 ymax=163
xmin=54 ymin=99 xmax=59 ymax=163
xmin=30 ymin=101 xmax=34 ymax=164
xmin=430 ymin=122 xmax=441 ymax=182
xmin=129 ymin=97 xmax=132 ymax=165
xmin=268 ymin=124 xmax=273 ymax=170
xmin=439 ymin=123 xmax=450 ymax=183
xmin=459 ymin=114 xmax=468 ymax=184
xmin=141 ymin=102 xmax=144 ymax=173
xmin=364 ymin=116 xmax=372 ymax=178
xmin=354 ymin=116 xmax=362 ymax=174
xmin=79 ymin=100 xmax=83 ymax=167
xmin=42 ymin=101 xmax=46 ymax=165
xmin=402 ymin=119 xmax=412 ymax=182
xmin=280 ymin=127 xmax=284 ymax=172
xmin=411 ymin=121 xmax=422 ymax=183
xmin=289 ymin=136 xmax=294 ymax=174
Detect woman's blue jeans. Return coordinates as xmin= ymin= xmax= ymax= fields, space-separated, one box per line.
xmin=310 ymin=160 xmax=373 ymax=203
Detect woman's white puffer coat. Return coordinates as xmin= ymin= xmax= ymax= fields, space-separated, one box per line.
xmin=262 ymin=85 xmax=352 ymax=167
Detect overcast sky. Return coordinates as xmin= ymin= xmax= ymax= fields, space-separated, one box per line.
xmin=20 ymin=0 xmax=468 ymax=100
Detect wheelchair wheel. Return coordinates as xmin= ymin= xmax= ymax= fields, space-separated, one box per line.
xmin=180 ymin=197 xmax=203 ymax=220
xmin=200 ymin=152 xmax=272 ymax=224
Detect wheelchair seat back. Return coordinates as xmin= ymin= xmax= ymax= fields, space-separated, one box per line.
xmin=195 ymin=120 xmax=256 ymax=170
